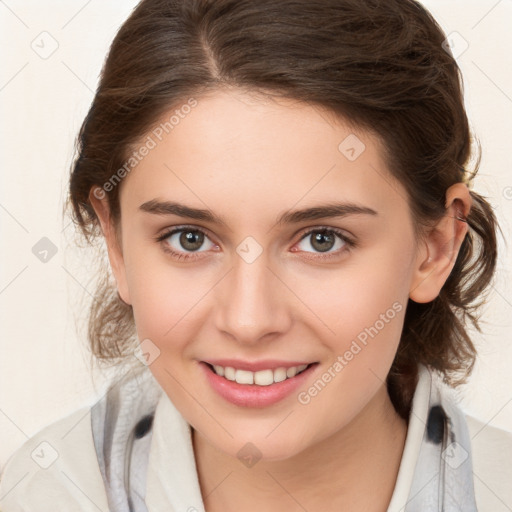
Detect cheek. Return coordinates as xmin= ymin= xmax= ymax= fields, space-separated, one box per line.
xmin=292 ymin=242 xmax=413 ymax=348
xmin=129 ymin=273 xmax=207 ymax=345
xmin=122 ymin=241 xmax=208 ymax=349
xmin=293 ymin=249 xmax=412 ymax=438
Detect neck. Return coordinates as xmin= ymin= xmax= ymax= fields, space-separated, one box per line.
xmin=192 ymin=384 xmax=408 ymax=512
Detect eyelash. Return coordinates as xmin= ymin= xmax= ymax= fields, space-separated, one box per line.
xmin=155 ymin=225 xmax=356 ymax=262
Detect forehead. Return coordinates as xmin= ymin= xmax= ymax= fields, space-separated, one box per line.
xmin=119 ymin=88 xmax=407 ymax=226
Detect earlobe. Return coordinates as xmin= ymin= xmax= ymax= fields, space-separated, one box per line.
xmin=88 ymin=187 xmax=132 ymax=305
xmin=409 ymin=183 xmax=471 ymax=304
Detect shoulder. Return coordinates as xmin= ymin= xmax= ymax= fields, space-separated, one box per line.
xmin=0 ymin=406 xmax=109 ymax=512
xmin=466 ymin=414 xmax=512 ymax=511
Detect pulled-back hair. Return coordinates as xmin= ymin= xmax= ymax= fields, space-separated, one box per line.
xmin=68 ymin=0 xmax=499 ymax=418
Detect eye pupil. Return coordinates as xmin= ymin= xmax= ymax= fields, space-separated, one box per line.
xmin=180 ymin=230 xmax=204 ymax=251
xmin=311 ymin=231 xmax=335 ymax=252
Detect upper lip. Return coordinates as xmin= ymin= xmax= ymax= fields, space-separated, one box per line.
xmin=202 ymin=359 xmax=315 ymax=372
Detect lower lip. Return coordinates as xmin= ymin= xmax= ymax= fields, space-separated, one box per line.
xmin=200 ymin=362 xmax=317 ymax=408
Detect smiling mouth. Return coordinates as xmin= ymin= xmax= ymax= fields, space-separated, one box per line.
xmin=204 ymin=362 xmax=316 ymax=386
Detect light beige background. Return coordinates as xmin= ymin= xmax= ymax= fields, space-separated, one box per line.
xmin=1 ymin=0 xmax=511 ymax=469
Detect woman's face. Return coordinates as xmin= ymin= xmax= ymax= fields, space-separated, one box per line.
xmin=107 ymin=89 xmax=427 ymax=460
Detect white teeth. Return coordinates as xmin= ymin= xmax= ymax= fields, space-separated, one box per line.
xmin=286 ymin=367 xmax=297 ymax=378
xmin=273 ymin=367 xmax=287 ymax=383
xmin=254 ymin=369 xmax=274 ymax=386
xmin=211 ymin=363 xmax=310 ymax=385
xmin=224 ymin=366 xmax=236 ymax=381
xmin=235 ymin=369 xmax=254 ymax=385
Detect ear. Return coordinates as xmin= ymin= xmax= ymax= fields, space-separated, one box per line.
xmin=88 ymin=187 xmax=132 ymax=305
xmin=409 ymin=183 xmax=472 ymax=303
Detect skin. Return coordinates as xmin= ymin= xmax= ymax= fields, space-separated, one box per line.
xmin=90 ymin=87 xmax=471 ymax=511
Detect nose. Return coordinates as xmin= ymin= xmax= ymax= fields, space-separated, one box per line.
xmin=213 ymin=250 xmax=292 ymax=346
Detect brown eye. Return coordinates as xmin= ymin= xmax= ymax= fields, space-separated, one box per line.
xmin=178 ymin=230 xmax=205 ymax=251
xmin=295 ymin=228 xmax=354 ymax=258
xmin=157 ymin=226 xmax=217 ymax=259
xmin=309 ymin=230 xmax=336 ymax=252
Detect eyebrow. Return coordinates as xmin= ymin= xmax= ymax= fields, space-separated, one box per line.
xmin=139 ymin=199 xmax=378 ymax=226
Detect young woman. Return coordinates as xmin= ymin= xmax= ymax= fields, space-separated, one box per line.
xmin=1 ymin=0 xmax=511 ymax=510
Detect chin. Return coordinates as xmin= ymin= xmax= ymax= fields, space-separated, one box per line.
xmin=215 ymin=425 xmax=317 ymax=464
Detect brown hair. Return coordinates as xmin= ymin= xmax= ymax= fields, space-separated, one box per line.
xmin=68 ymin=0 xmax=499 ymax=418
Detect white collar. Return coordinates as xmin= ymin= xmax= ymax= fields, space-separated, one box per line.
xmin=145 ymin=388 xmax=204 ymax=511
xmin=144 ymin=365 xmax=455 ymax=511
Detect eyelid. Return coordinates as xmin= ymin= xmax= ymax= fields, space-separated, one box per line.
xmin=156 ymin=224 xmax=353 ymax=244
xmin=155 ymin=224 xmax=216 ymax=244
xmin=296 ymin=224 xmax=354 ymax=242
